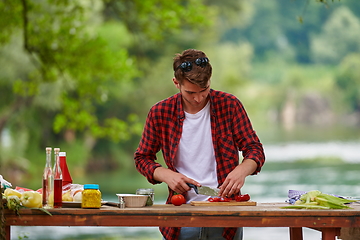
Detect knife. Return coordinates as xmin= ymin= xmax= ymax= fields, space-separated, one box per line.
xmin=187 ymin=183 xmax=220 ymax=196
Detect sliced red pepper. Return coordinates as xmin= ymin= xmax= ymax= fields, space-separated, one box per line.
xmin=208 ymin=197 xmax=221 ymax=202
xmin=220 ymin=197 xmax=231 ymax=202
xmin=235 ymin=194 xmax=250 ymax=202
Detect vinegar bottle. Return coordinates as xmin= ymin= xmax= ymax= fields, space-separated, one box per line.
xmin=59 ymin=152 xmax=72 ymax=186
xmin=53 ymin=148 xmax=63 ymax=208
xmin=42 ymin=147 xmax=53 ymax=208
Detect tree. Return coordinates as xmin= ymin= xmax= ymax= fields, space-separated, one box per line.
xmin=0 ymin=0 xmax=217 ymax=141
xmin=335 ymin=53 xmax=360 ymax=114
xmin=311 ymin=6 xmax=360 ymax=64
xmin=0 ymin=0 xmax=215 ymax=181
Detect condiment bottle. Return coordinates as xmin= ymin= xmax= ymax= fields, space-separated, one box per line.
xmin=42 ymin=147 xmax=53 ymax=208
xmin=136 ymin=188 xmax=154 ymax=206
xmin=53 ymin=148 xmax=62 ymax=208
xmin=82 ymin=184 xmax=101 ymax=209
xmin=59 ymin=152 xmax=72 ymax=186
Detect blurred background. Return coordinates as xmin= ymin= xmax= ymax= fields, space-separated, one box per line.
xmin=1 ymin=0 xmax=360 ymax=239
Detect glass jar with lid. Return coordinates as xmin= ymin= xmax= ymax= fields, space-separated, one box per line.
xmin=136 ymin=188 xmax=154 ymax=206
xmin=82 ymin=184 xmax=101 ymax=208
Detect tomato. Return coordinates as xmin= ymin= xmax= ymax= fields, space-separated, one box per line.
xmin=171 ymin=194 xmax=186 ymax=206
xmin=235 ymin=194 xmax=250 ymax=202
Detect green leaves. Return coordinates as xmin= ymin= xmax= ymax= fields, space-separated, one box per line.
xmin=105 ymin=0 xmax=212 ymax=41
xmin=0 ymin=0 xmax=23 ymax=44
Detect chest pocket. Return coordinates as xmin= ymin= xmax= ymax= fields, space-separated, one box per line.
xmin=217 ymin=134 xmax=239 ymax=161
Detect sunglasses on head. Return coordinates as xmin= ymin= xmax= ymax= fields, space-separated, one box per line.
xmin=177 ymin=57 xmax=209 ymax=72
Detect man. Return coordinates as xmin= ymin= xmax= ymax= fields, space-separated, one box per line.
xmin=134 ymin=49 xmax=265 ymax=240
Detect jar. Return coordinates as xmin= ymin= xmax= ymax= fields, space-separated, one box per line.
xmin=82 ymin=184 xmax=101 ymax=208
xmin=136 ymin=188 xmax=154 ymax=206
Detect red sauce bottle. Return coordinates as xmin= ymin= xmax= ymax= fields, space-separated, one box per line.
xmin=59 ymin=152 xmax=72 ymax=187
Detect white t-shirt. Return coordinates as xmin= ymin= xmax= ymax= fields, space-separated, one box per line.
xmin=174 ymin=101 xmax=218 ymax=203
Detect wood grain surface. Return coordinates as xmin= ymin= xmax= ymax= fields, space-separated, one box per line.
xmin=190 ymin=200 xmax=257 ymax=206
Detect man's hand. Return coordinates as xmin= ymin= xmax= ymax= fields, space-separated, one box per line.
xmin=218 ymin=159 xmax=257 ymax=197
xmin=153 ymin=167 xmax=200 ymax=194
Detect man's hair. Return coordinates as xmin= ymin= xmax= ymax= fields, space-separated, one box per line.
xmin=173 ymin=49 xmax=212 ymax=88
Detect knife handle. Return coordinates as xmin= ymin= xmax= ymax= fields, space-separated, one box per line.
xmin=186 ymin=183 xmax=198 ymax=194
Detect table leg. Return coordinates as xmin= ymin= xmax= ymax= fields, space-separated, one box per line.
xmin=5 ymin=225 xmax=10 ymax=240
xmin=321 ymin=228 xmax=341 ymax=240
xmin=289 ymin=227 xmax=303 ymax=240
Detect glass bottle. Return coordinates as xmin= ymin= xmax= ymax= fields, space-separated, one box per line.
xmin=42 ymin=147 xmax=53 ymax=208
xmin=59 ymin=152 xmax=72 ymax=186
xmin=53 ymin=148 xmax=62 ymax=208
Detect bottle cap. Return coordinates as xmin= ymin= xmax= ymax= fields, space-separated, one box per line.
xmin=59 ymin=152 xmax=66 ymax=157
xmin=84 ymin=184 xmax=99 ymax=190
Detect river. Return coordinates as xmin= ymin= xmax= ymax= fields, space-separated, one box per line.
xmin=11 ymin=140 xmax=360 ymax=240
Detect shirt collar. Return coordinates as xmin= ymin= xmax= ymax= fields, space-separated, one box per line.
xmin=176 ymin=89 xmax=215 ymax=120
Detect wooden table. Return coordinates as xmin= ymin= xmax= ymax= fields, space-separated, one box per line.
xmin=4 ymin=202 xmax=360 ymax=240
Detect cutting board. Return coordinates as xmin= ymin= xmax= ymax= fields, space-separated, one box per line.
xmin=190 ymin=200 xmax=257 ymax=206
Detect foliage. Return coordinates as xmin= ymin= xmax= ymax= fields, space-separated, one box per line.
xmin=335 ymin=53 xmax=360 ymax=112
xmin=223 ymin=0 xmax=359 ymax=64
xmin=0 ymin=0 xmax=215 ymax=142
xmin=0 ymin=0 xmax=215 ymax=183
xmin=0 ymin=0 xmax=137 ymax=142
xmin=311 ymin=6 xmax=360 ymax=64
xmin=1 ymin=0 xmax=360 ymax=189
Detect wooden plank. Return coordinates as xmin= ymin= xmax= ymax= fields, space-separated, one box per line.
xmin=190 ymin=201 xmax=256 ymax=206
xmin=5 ymin=225 xmax=10 ymax=240
xmin=289 ymin=227 xmax=303 ymax=240
xmin=322 ymin=228 xmax=341 ymax=240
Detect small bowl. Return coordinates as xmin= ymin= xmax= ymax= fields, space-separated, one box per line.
xmin=116 ymin=194 xmax=148 ymax=208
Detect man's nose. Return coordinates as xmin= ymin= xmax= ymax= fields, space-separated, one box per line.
xmin=194 ymin=93 xmax=203 ymax=103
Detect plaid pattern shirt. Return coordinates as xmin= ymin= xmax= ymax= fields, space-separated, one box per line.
xmin=134 ymin=89 xmax=265 ymax=240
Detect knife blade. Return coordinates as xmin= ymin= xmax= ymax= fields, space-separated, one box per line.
xmin=103 ymin=201 xmax=120 ymax=207
xmin=187 ymin=183 xmax=220 ymax=196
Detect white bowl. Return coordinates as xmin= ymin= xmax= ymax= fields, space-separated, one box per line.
xmin=116 ymin=194 xmax=148 ymax=208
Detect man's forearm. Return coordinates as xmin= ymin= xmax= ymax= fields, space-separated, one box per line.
xmin=239 ymin=158 xmax=258 ymax=176
xmin=153 ymin=166 xmax=173 ymax=183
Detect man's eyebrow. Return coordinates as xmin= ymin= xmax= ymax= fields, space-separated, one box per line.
xmin=200 ymin=86 xmax=210 ymax=92
xmin=185 ymin=85 xmax=209 ymax=94
xmin=184 ymin=85 xmax=209 ymax=94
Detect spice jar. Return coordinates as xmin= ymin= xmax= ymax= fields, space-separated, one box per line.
xmin=136 ymin=188 xmax=154 ymax=206
xmin=82 ymin=184 xmax=101 ymax=209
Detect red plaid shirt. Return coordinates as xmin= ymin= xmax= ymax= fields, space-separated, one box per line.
xmin=134 ymin=89 xmax=265 ymax=240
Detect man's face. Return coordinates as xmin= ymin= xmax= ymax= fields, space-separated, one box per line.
xmin=173 ymin=78 xmax=210 ymax=113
